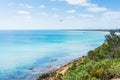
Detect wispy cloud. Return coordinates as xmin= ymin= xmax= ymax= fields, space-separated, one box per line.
xmin=49 ymin=0 xmax=64 ymax=2
xmin=41 ymin=12 xmax=48 ymax=16
xmin=17 ymin=10 xmax=30 ymax=15
xmin=67 ymin=9 xmax=76 ymax=13
xmin=87 ymin=6 xmax=107 ymax=12
xmin=103 ymin=11 xmax=120 ymax=19
xmin=8 ymin=2 xmax=16 ymax=7
xmin=39 ymin=5 xmax=45 ymax=8
xmin=65 ymin=0 xmax=107 ymax=12
xmin=65 ymin=0 xmax=90 ymax=6
xmin=49 ymin=0 xmax=56 ymax=1
xmin=52 ymin=8 xmax=58 ymax=11
xmin=52 ymin=14 xmax=59 ymax=17
xmin=20 ymin=4 xmax=33 ymax=9
xmin=79 ymin=14 xmax=94 ymax=18
xmin=25 ymin=4 xmax=33 ymax=9
xmin=65 ymin=0 xmax=98 ymax=8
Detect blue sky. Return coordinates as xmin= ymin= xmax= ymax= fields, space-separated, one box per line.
xmin=0 ymin=0 xmax=120 ymax=29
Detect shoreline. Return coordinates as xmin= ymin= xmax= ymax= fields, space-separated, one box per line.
xmin=35 ymin=57 xmax=82 ymax=80
xmin=35 ymin=62 xmax=72 ymax=80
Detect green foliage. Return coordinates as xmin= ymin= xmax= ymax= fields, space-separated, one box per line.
xmin=108 ymin=59 xmax=120 ymax=78
xmin=62 ymin=32 xmax=120 ymax=80
xmin=37 ymin=72 xmax=55 ymax=80
xmin=63 ymin=59 xmax=120 ymax=80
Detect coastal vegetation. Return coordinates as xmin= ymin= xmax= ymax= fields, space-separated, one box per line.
xmin=37 ymin=31 xmax=120 ymax=80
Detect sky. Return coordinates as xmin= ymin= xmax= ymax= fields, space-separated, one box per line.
xmin=0 ymin=0 xmax=120 ymax=29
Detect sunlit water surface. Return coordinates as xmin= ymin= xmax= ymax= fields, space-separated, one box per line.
xmin=0 ymin=30 xmax=107 ymax=80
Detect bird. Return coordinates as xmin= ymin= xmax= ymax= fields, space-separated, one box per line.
xmin=60 ymin=19 xmax=63 ymax=22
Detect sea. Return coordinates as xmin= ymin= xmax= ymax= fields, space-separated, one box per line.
xmin=0 ymin=30 xmax=108 ymax=80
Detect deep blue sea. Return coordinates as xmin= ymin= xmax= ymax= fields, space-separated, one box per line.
xmin=0 ymin=30 xmax=107 ymax=80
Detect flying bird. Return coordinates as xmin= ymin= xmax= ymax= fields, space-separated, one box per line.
xmin=60 ymin=19 xmax=63 ymax=22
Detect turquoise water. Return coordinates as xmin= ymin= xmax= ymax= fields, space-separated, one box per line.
xmin=0 ymin=30 xmax=107 ymax=80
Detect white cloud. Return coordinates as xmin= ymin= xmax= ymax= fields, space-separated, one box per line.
xmin=20 ymin=4 xmax=33 ymax=9
xmin=8 ymin=3 xmax=16 ymax=7
xmin=18 ymin=10 xmax=30 ymax=15
xmin=103 ymin=11 xmax=120 ymax=19
xmin=67 ymin=9 xmax=76 ymax=13
xmin=49 ymin=0 xmax=64 ymax=1
xmin=49 ymin=0 xmax=56 ymax=1
xmin=65 ymin=0 xmax=87 ymax=5
xmin=25 ymin=4 xmax=33 ymax=9
xmin=66 ymin=16 xmax=75 ymax=19
xmin=41 ymin=12 xmax=48 ymax=16
xmin=65 ymin=0 xmax=107 ymax=13
xmin=87 ymin=6 xmax=107 ymax=12
xmin=79 ymin=14 xmax=94 ymax=18
xmin=52 ymin=14 xmax=59 ymax=17
xmin=40 ymin=5 xmax=45 ymax=8
xmin=52 ymin=8 xmax=58 ymax=11
xmin=65 ymin=0 xmax=96 ymax=7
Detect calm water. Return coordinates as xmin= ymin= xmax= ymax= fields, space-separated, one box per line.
xmin=0 ymin=30 xmax=107 ymax=80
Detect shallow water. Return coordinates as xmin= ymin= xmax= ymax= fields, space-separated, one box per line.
xmin=0 ymin=30 xmax=107 ymax=80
